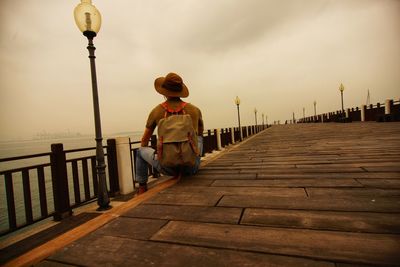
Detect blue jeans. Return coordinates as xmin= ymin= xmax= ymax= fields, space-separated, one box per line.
xmin=135 ymin=136 xmax=203 ymax=184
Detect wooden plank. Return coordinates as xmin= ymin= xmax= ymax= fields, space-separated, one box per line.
xmin=356 ymin=178 xmax=400 ymax=189
xmin=144 ymin=193 xmax=222 ymax=206
xmin=258 ymin=167 xmax=366 ymax=174
xmin=363 ymin=166 xmax=400 ymax=172
xmin=196 ymin=169 xmax=240 ymax=175
xmin=46 ymin=235 xmax=334 ymax=267
xmin=92 ymin=217 xmax=167 ymax=239
xmin=296 ymin=162 xmax=400 ymax=168
xmin=241 ymin=208 xmax=400 ymax=234
xmin=162 ymin=186 xmax=306 ymax=197
xmin=193 ymin=173 xmax=257 ymax=180
xmin=211 ymin=178 xmax=363 ymax=187
xmin=177 ymin=178 xmax=214 ymax=186
xmin=36 ymin=260 xmax=76 ymax=266
xmin=151 ymin=221 xmax=400 ymax=266
xmin=123 ymin=204 xmax=242 ymax=224
xmin=257 ymin=172 xmax=400 ymax=179
xmin=218 ymin=195 xmax=400 ymax=212
xmin=306 ymin=188 xmax=400 ymax=197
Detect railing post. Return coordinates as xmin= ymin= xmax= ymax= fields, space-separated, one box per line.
xmin=216 ymin=128 xmax=222 ymax=150
xmin=50 ymin=143 xmax=72 ymax=221
xmin=115 ymin=137 xmax=134 ymax=195
xmin=206 ymin=130 xmax=212 ymax=153
xmin=361 ymin=105 xmax=366 ymax=122
xmin=106 ymin=139 xmax=119 ymax=196
xmin=385 ymin=99 xmax=393 ymax=115
xmin=231 ymin=127 xmax=235 ymax=144
xmin=213 ymin=129 xmax=218 ymax=150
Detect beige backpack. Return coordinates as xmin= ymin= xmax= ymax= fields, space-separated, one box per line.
xmin=157 ymin=101 xmax=198 ymax=167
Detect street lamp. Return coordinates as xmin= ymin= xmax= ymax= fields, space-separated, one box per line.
xmin=234 ymin=96 xmax=242 ymax=140
xmin=254 ymin=108 xmax=258 ymax=126
xmin=339 ymin=83 xmax=345 ymax=118
xmin=303 ymin=107 xmax=305 ymax=120
xmin=74 ymin=0 xmax=111 ymax=211
xmin=313 ymin=100 xmax=317 ymax=116
xmin=262 ymin=113 xmax=265 ymax=127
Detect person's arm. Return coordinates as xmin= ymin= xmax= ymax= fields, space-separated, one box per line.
xmin=140 ymin=127 xmax=154 ymax=147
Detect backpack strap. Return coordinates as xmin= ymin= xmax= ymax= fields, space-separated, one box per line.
xmin=161 ymin=101 xmax=187 ymax=118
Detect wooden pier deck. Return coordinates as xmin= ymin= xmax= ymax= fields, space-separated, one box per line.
xmin=17 ymin=123 xmax=400 ymax=266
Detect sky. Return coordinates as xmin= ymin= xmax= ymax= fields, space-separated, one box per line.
xmin=0 ymin=0 xmax=399 ymax=141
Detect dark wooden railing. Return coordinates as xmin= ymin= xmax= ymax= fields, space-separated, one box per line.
xmin=0 ymin=142 xmax=119 ymax=236
xmin=1 ymin=124 xmax=268 ymax=236
xmin=296 ymin=99 xmax=399 ymax=123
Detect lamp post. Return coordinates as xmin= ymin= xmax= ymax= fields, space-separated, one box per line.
xmin=339 ymin=83 xmax=345 ymax=118
xmin=313 ymin=101 xmax=317 ymax=116
xmin=262 ymin=113 xmax=265 ymax=127
xmin=303 ymin=107 xmax=305 ymax=121
xmin=254 ymin=108 xmax=258 ymax=126
xmin=74 ymin=0 xmax=111 ymax=211
xmin=235 ymin=96 xmax=242 ymax=140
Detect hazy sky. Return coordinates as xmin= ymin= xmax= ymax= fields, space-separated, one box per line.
xmin=0 ymin=0 xmax=399 ymax=140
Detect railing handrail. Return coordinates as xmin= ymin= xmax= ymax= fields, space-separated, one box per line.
xmin=0 ymin=163 xmax=51 ymax=175
xmin=0 ymin=144 xmax=111 ymax=164
xmin=64 ymin=146 xmax=97 ymax=153
xmin=0 ymin=152 xmax=51 ymax=163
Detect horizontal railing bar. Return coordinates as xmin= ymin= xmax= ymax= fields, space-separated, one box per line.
xmin=65 ymin=153 xmax=108 ymax=163
xmin=0 ymin=163 xmax=51 ymax=175
xmin=0 ymin=152 xmax=51 ymax=163
xmin=64 ymin=146 xmax=97 ymax=153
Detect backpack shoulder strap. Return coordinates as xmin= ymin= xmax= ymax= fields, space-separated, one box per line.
xmin=160 ymin=101 xmax=187 ymax=117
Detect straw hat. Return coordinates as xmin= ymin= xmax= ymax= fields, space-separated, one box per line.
xmin=154 ymin=72 xmax=189 ymax=98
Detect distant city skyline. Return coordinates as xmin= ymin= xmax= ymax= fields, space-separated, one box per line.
xmin=1 ymin=0 xmax=399 ymax=141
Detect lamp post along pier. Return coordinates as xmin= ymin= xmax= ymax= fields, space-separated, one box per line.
xmin=74 ymin=0 xmax=111 ymax=211
xmin=262 ymin=113 xmax=265 ymax=127
xmin=235 ymin=96 xmax=242 ymax=141
xmin=339 ymin=83 xmax=345 ymax=119
xmin=254 ymin=108 xmax=258 ymax=127
xmin=314 ymin=101 xmax=317 ymax=117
